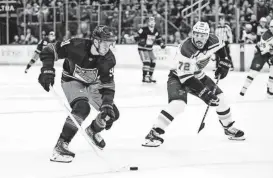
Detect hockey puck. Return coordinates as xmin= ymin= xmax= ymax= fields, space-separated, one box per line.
xmin=129 ymin=167 xmax=138 ymax=171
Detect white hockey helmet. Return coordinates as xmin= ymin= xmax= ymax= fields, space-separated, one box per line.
xmin=192 ymin=21 xmax=210 ymax=49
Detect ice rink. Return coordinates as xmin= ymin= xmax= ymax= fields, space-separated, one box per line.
xmin=0 ymin=65 xmax=273 ymax=178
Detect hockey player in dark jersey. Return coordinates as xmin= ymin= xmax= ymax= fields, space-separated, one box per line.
xmin=239 ymin=20 xmax=273 ymax=98
xmin=25 ymin=31 xmax=56 ymax=73
xmin=142 ymin=22 xmax=245 ymax=147
xmin=134 ymin=17 xmax=166 ymax=83
xmin=38 ymin=25 xmax=119 ymax=163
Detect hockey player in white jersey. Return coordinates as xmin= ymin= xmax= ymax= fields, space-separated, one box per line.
xmin=142 ymin=21 xmax=245 ymax=147
xmin=239 ymin=20 xmax=273 ymax=98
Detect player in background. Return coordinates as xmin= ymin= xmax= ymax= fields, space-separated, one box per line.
xmin=239 ymin=20 xmax=273 ymax=98
xmin=142 ymin=21 xmax=245 ymax=147
xmin=134 ymin=17 xmax=166 ymax=83
xmin=215 ymin=16 xmax=234 ymax=70
xmin=25 ymin=31 xmax=56 ymax=73
xmin=38 ymin=25 xmax=120 ymax=163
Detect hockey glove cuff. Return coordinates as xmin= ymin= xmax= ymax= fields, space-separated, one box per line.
xmin=215 ymin=57 xmax=231 ymax=79
xmin=38 ymin=67 xmax=55 ymax=92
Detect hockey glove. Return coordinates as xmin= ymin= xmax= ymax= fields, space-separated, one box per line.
xmin=199 ymin=87 xmax=219 ymax=106
xmin=215 ymin=57 xmax=232 ymax=79
xmin=160 ymin=43 xmax=166 ymax=49
xmin=100 ymin=104 xmax=115 ymax=121
xmin=38 ymin=67 xmax=55 ymax=92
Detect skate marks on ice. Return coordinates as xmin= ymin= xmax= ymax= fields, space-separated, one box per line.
xmin=28 ymin=136 xmax=273 ymax=178
xmin=0 ymin=96 xmax=271 ymax=115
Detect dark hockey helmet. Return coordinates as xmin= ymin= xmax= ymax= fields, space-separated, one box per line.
xmin=92 ymin=25 xmax=116 ymax=42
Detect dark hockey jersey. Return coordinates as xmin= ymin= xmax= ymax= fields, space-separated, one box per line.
xmin=135 ymin=26 xmax=163 ymax=50
xmin=35 ymin=37 xmax=52 ymax=54
xmin=170 ymin=34 xmax=225 ymax=83
xmin=40 ymin=38 xmax=116 ymax=105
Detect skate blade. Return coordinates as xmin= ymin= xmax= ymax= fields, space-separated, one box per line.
xmin=228 ymin=136 xmax=246 ymax=141
xmin=50 ymin=152 xmax=74 ymax=163
xmin=141 ymin=140 xmax=161 ymax=147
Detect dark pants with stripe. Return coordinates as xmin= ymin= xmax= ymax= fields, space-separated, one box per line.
xmin=167 ymin=74 xmax=222 ymax=104
xmin=138 ymin=49 xmax=157 ymax=78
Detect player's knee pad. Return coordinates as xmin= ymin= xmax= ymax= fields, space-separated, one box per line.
xmin=71 ymin=99 xmax=90 ymax=120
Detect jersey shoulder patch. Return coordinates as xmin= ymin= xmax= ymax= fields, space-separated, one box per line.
xmin=261 ymin=30 xmax=273 ymax=41
xmin=207 ymin=34 xmax=221 ymax=49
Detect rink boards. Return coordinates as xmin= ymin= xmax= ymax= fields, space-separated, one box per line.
xmin=0 ymin=44 xmax=270 ymax=72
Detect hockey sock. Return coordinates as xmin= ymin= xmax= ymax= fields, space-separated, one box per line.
xmin=153 ymin=100 xmax=186 ymax=131
xmin=26 ymin=59 xmax=36 ymax=70
xmin=87 ymin=113 xmax=106 ymax=133
xmin=267 ymin=66 xmax=273 ymax=94
xmin=240 ymin=70 xmax=259 ymax=96
xmin=60 ymin=99 xmax=90 ymax=143
xmin=149 ymin=62 xmax=156 ymax=77
xmin=143 ymin=62 xmax=150 ymax=78
xmin=217 ymin=108 xmax=232 ymax=127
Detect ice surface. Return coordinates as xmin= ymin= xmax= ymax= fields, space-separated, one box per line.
xmin=0 ymin=65 xmax=272 ymax=178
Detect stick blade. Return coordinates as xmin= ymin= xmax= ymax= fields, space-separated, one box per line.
xmin=198 ymin=123 xmax=205 ymax=133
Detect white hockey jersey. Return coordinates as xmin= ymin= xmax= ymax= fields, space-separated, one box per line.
xmin=170 ymin=34 xmax=225 ymax=84
xmin=256 ymin=30 xmax=273 ymax=55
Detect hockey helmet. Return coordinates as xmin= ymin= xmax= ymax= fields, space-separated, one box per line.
xmin=192 ymin=21 xmax=210 ymax=49
xmin=48 ymin=31 xmax=56 ymax=42
xmin=148 ymin=17 xmax=156 ymax=28
xmin=92 ymin=25 xmax=116 ymax=42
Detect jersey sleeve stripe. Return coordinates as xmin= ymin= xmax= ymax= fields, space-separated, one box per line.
xmin=178 ymin=74 xmax=194 ymax=80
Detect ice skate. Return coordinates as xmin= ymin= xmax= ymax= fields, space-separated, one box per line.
xmin=142 ymin=75 xmax=151 ymax=83
xmin=50 ymin=138 xmax=75 ymax=163
xmin=267 ymin=87 xmax=273 ymax=99
xmin=149 ymin=75 xmax=157 ymax=83
xmin=142 ymin=128 xmax=164 ymax=147
xmin=220 ymin=121 xmax=245 ymax=141
xmin=85 ymin=123 xmax=106 ymax=150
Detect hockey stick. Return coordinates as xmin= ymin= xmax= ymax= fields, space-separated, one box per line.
xmin=50 ymin=86 xmax=132 ymax=172
xmin=197 ymin=74 xmax=221 ymax=133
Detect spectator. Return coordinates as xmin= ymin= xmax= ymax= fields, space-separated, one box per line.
xmin=257 ymin=0 xmax=269 ymax=21
xmin=257 ymin=17 xmax=268 ymax=41
xmin=249 ymin=14 xmax=258 ymax=34
xmin=241 ymin=23 xmax=257 ymax=44
xmin=123 ymin=29 xmax=136 ymax=44
xmin=19 ymin=35 xmax=26 ymax=44
xmin=25 ymin=28 xmax=38 ymax=44
xmin=11 ymin=35 xmax=20 ymax=45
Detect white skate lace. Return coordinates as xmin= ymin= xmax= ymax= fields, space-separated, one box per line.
xmin=94 ymin=133 xmax=103 ymax=142
xmin=228 ymin=127 xmax=239 ymax=134
xmin=152 ymin=129 xmax=160 ymax=137
xmin=63 ymin=142 xmax=69 ymax=150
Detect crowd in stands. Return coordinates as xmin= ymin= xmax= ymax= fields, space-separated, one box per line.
xmin=9 ymin=0 xmax=273 ymax=45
